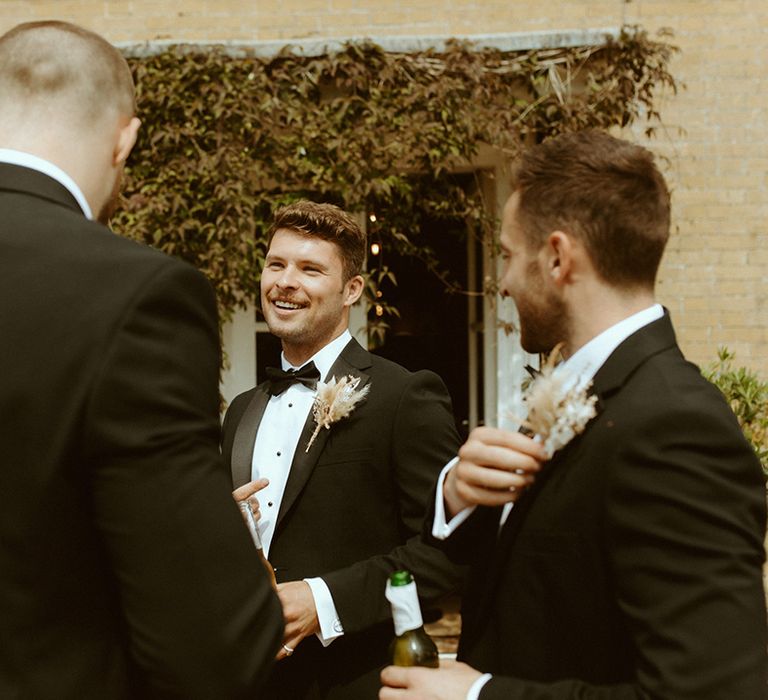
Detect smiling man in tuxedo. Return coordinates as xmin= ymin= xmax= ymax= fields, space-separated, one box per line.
xmin=222 ymin=200 xmax=462 ymax=699
xmin=0 ymin=20 xmax=282 ymax=699
xmin=380 ymin=130 xmax=767 ymax=699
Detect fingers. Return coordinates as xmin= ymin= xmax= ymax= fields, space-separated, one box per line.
xmin=445 ymin=427 xmax=546 ymax=511
xmin=275 ymin=581 xmax=319 ymax=642
xmin=233 ymin=479 xmax=269 ymax=524
xmin=454 ymin=465 xmax=532 ymax=498
xmin=464 ymin=426 xmax=548 ymax=461
xmin=380 ymin=661 xmax=481 ymax=700
xmin=276 ymin=584 xmax=310 ymax=660
xmin=232 ymin=477 xmax=269 ymax=502
xmin=276 ymin=637 xmax=301 ymax=661
xmin=458 ymin=427 xmax=546 ymax=480
xmin=378 ymin=666 xmax=427 ymax=698
xmin=380 ymin=665 xmax=410 ymax=689
xmin=275 ymin=584 xmax=312 ymax=659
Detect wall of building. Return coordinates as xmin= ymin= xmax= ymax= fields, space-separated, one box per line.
xmin=1 ymin=0 xmax=765 ymax=375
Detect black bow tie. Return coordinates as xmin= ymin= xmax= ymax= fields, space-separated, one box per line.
xmin=265 ymin=362 xmax=321 ymax=396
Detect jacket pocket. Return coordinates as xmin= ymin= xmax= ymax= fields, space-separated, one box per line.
xmin=315 ymin=447 xmax=374 ymax=469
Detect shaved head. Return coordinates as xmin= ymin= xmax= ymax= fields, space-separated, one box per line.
xmin=0 ymin=20 xmax=135 ymax=128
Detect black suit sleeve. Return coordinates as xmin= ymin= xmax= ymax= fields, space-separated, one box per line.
xmin=477 ymin=392 xmax=767 ymax=699
xmin=323 ymin=369 xmax=464 ymax=633
xmin=82 ymin=261 xmax=283 ymax=699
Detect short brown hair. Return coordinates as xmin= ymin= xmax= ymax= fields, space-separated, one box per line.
xmin=512 ymin=129 xmax=670 ymax=289
xmin=0 ymin=20 xmax=135 ymax=124
xmin=267 ymin=200 xmax=365 ymax=281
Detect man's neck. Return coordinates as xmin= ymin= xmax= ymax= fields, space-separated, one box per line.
xmin=282 ymin=347 xmax=317 ymax=368
xmin=564 ymin=285 xmax=656 ymax=358
xmin=282 ymin=329 xmax=350 ymax=368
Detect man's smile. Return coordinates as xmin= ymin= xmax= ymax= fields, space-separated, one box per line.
xmin=271 ymin=298 xmax=307 ymax=311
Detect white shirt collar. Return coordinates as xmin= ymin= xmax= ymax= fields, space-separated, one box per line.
xmin=281 ymin=329 xmax=353 ymax=379
xmin=561 ymin=304 xmax=664 ymax=382
xmin=0 ymin=148 xmax=93 ymax=220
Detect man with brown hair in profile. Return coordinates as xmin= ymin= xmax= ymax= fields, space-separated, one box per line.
xmin=0 ymin=21 xmax=282 ymax=699
xmin=380 ymin=130 xmax=767 ymax=699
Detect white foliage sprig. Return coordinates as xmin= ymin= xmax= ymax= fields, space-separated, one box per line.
xmin=305 ymin=375 xmax=370 ymax=452
xmin=520 ymin=344 xmax=598 ymax=459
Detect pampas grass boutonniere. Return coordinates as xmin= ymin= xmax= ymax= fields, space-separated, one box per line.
xmin=520 ymin=344 xmax=598 ymax=459
xmin=305 ymin=375 xmax=370 ymax=452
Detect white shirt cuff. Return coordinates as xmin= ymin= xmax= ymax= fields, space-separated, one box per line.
xmin=467 ymin=673 xmax=493 ymax=700
xmin=431 ymin=457 xmax=476 ymax=540
xmin=304 ymin=577 xmax=344 ymax=647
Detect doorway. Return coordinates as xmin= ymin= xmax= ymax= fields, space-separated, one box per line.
xmin=371 ymin=202 xmax=483 ymax=440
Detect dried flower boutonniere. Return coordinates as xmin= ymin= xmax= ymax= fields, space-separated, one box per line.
xmin=305 ymin=375 xmax=370 ymax=452
xmin=518 ymin=344 xmax=598 ymax=459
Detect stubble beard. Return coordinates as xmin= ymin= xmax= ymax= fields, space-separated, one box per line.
xmin=262 ymin=299 xmax=331 ymax=358
xmin=263 ymin=301 xmax=307 ymax=345
xmin=516 ymin=267 xmax=568 ymax=355
xmin=267 ymin=316 xmax=311 ymax=346
xmin=519 ymin=300 xmax=566 ymax=354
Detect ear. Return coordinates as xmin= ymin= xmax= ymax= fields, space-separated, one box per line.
xmin=544 ymin=230 xmax=574 ymax=285
xmin=113 ymin=116 xmax=141 ymax=166
xmin=343 ymin=274 xmax=365 ymax=307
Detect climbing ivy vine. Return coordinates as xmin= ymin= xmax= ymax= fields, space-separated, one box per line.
xmin=114 ymin=26 xmax=678 ymax=330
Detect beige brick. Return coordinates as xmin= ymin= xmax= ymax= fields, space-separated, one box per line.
xmin=749 ymin=248 xmax=768 ymax=265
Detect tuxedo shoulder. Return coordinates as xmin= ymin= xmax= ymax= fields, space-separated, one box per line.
xmin=367 ymin=352 xmax=442 ymax=381
xmin=623 ymin=345 xmax=730 ymax=413
xmin=21 ymin=209 xmax=206 ymax=301
xmin=84 ymin=229 xmax=215 ymax=308
xmin=362 ymin=356 xmax=454 ymax=418
xmin=600 ymin=345 xmax=759 ymax=469
xmin=85 ymin=225 xmax=197 ymax=275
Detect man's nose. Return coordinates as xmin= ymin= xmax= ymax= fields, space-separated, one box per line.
xmin=275 ymin=266 xmax=299 ymax=289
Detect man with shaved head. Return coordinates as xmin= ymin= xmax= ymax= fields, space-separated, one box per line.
xmin=0 ymin=21 xmax=282 ymax=699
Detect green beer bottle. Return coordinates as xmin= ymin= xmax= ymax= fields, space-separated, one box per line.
xmin=386 ymin=570 xmax=439 ymax=668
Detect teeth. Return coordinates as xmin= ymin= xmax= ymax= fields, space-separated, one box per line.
xmin=274 ymin=300 xmax=302 ymax=310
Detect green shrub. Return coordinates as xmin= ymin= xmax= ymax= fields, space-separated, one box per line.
xmin=703 ymin=347 xmax=768 ymax=475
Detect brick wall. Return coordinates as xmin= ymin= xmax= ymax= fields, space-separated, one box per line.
xmin=2 ymin=0 xmax=765 ymax=375
xmin=622 ymin=0 xmax=768 ymax=376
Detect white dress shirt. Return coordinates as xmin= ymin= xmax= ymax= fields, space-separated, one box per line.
xmin=433 ymin=304 xmax=664 ymax=700
xmin=251 ymin=329 xmax=352 ymax=646
xmin=0 ymin=148 xmax=93 ymax=219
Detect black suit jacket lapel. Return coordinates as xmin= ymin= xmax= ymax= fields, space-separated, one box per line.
xmin=230 ymin=386 xmax=270 ymax=488
xmin=275 ymin=338 xmax=372 ymax=529
xmin=482 ymin=312 xmax=679 ymax=597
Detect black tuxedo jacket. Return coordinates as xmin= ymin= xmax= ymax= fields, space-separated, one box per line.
xmin=0 ymin=163 xmax=283 ymax=699
xmin=435 ymin=313 xmax=767 ymax=699
xmin=222 ymin=338 xmax=463 ymax=699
